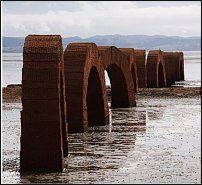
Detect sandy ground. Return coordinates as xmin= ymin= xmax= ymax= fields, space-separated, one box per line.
xmin=137 ymin=87 xmax=201 ymax=98
xmin=2 ymin=84 xmax=201 ymax=103
xmin=1 ymin=84 xmax=201 ymax=184
xmin=2 ymin=84 xmax=21 ymax=103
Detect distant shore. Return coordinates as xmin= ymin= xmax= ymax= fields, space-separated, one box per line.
xmin=2 ymin=84 xmax=201 ymax=103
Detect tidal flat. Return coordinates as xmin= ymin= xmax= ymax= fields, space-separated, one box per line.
xmin=2 ymin=91 xmax=201 ymax=184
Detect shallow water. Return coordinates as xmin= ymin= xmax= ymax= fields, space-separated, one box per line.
xmin=2 ymin=51 xmax=201 ymax=87
xmin=2 ymin=96 xmax=201 ymax=184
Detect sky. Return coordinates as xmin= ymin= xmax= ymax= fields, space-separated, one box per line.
xmin=2 ymin=1 xmax=201 ymax=38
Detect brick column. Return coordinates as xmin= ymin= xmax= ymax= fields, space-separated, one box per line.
xmin=20 ymin=35 xmax=68 ymax=172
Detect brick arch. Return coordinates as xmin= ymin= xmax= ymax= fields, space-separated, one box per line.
xmin=64 ymin=43 xmax=109 ymax=133
xmin=134 ymin=50 xmax=147 ymax=88
xmin=179 ymin=52 xmax=184 ymax=81
xmin=119 ymin=48 xmax=138 ymax=93
xmin=21 ymin=35 xmax=68 ymax=172
xmin=163 ymin=52 xmax=184 ymax=86
xmin=98 ymin=46 xmax=136 ymax=107
xmin=158 ymin=61 xmax=165 ymax=87
xmin=147 ymin=50 xmax=167 ymax=87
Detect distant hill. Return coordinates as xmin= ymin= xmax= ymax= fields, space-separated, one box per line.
xmin=3 ymin=35 xmax=201 ymax=53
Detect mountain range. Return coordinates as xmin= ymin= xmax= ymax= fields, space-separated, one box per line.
xmin=2 ymin=34 xmax=201 ymax=53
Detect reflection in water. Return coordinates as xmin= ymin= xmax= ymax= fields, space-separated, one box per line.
xmin=65 ymin=107 xmax=147 ymax=177
xmin=147 ymin=108 xmax=165 ymax=121
xmin=2 ymin=96 xmax=201 ymax=184
xmin=2 ymin=103 xmax=146 ymax=184
xmin=137 ymin=97 xmax=166 ymax=121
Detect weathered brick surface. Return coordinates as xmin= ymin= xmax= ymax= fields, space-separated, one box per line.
xmin=119 ymin=48 xmax=138 ymax=93
xmin=21 ymin=35 xmax=185 ymax=172
xmin=98 ymin=46 xmax=136 ymax=107
xmin=179 ymin=52 xmax=184 ymax=81
xmin=147 ymin=50 xmax=167 ymax=88
xmin=134 ymin=50 xmax=147 ymax=88
xmin=163 ymin=52 xmax=184 ymax=86
xmin=21 ymin=35 xmax=68 ymax=172
xmin=64 ymin=43 xmax=109 ymax=133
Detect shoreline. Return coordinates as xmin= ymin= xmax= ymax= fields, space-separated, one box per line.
xmin=2 ymin=84 xmax=201 ymax=103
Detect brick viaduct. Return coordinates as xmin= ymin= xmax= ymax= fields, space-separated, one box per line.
xmin=21 ymin=35 xmax=184 ymax=172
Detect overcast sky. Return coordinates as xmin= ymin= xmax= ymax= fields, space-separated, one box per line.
xmin=2 ymin=1 xmax=201 ymax=38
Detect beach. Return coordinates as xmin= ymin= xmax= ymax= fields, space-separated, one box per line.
xmin=2 ymin=85 xmax=201 ymax=184
xmin=3 ymin=84 xmax=201 ymax=103
xmin=2 ymin=1 xmax=201 ymax=183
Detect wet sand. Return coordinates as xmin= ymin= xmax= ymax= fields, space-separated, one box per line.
xmin=2 ymin=84 xmax=201 ymax=103
xmin=2 ymin=84 xmax=21 ymax=103
xmin=2 ymin=85 xmax=201 ymax=184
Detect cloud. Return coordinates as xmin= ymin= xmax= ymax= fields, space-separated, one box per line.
xmin=2 ymin=1 xmax=201 ymax=37
xmin=22 ymin=1 xmax=33 ymax=7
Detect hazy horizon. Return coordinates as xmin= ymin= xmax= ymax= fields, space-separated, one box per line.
xmin=2 ymin=34 xmax=201 ymax=39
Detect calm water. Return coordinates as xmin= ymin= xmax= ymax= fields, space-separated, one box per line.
xmin=2 ymin=96 xmax=201 ymax=183
xmin=2 ymin=51 xmax=201 ymax=87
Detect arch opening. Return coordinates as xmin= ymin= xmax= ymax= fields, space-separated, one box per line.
xmin=106 ymin=64 xmax=129 ymax=108
xmin=87 ymin=67 xmax=105 ymax=127
xmin=158 ymin=61 xmax=165 ymax=87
